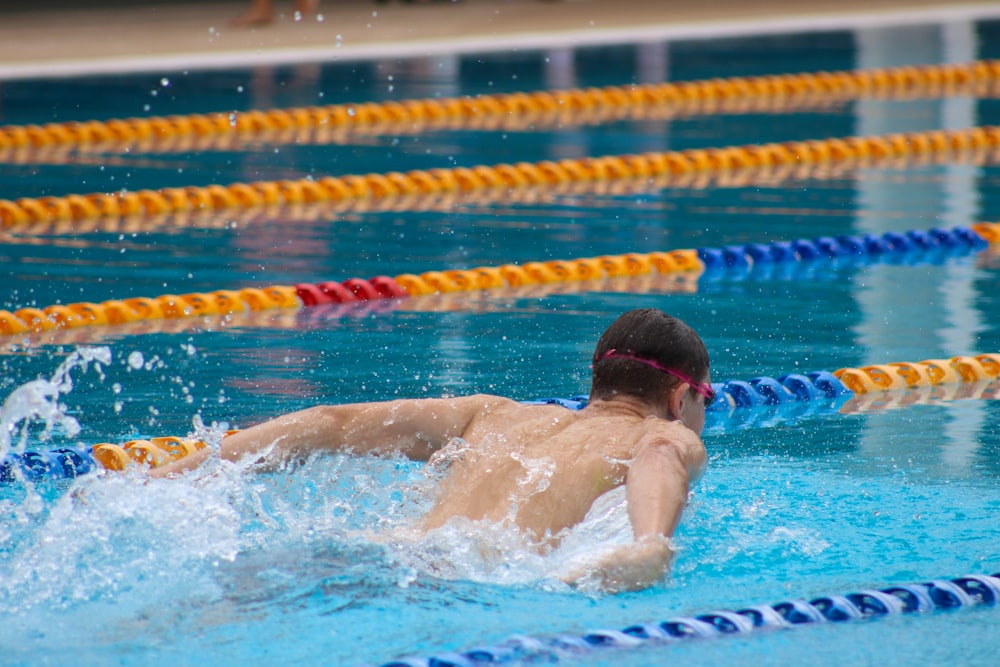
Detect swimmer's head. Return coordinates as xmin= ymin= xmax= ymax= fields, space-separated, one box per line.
xmin=589 ymin=309 xmax=710 ymax=412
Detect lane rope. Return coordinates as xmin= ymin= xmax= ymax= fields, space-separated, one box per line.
xmin=3 ymin=125 xmax=1000 ymax=229
xmin=373 ymin=572 xmax=1000 ymax=666
xmin=1 ymin=237 xmax=987 ymax=348
xmin=8 ymin=159 xmax=1000 ymax=238
xmin=2 ymin=60 xmax=998 ymax=156
xmin=1 ymin=222 xmax=997 ymax=338
xmin=2 ymin=352 xmax=997 ymax=482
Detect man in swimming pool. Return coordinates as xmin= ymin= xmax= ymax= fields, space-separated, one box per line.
xmin=151 ymin=308 xmax=710 ymax=592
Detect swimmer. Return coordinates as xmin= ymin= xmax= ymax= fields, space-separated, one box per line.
xmin=151 ymin=308 xmax=710 ymax=592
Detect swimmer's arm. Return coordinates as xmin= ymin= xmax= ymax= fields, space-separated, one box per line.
xmin=626 ymin=438 xmax=697 ymax=540
xmin=565 ymin=437 xmax=702 ymax=592
xmin=150 ymin=394 xmax=511 ymax=477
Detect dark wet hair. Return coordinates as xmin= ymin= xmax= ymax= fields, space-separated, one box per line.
xmin=589 ymin=308 xmax=709 ymax=403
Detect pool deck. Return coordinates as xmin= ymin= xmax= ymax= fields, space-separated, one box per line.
xmin=1 ymin=0 xmax=999 ymax=80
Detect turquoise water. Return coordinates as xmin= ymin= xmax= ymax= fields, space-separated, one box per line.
xmin=2 ymin=18 xmax=1000 ymax=667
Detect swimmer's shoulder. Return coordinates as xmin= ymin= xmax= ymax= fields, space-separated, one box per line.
xmin=463 ymin=393 xmax=522 ymax=410
xmin=469 ymin=395 xmax=585 ymax=428
xmin=646 ymin=417 xmax=703 ymax=445
xmin=643 ymin=418 xmax=707 ymax=477
xmin=461 ymin=393 xmax=573 ymax=413
xmin=455 ymin=393 xmax=527 ymax=423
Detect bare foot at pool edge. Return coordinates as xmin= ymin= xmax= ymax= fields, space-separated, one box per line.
xmin=230 ymin=0 xmax=319 ymax=27
xmin=231 ymin=4 xmax=273 ymax=27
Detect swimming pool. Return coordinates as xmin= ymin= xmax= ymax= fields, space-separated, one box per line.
xmin=2 ymin=10 xmax=1000 ymax=667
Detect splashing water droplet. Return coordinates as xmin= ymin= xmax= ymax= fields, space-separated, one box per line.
xmin=127 ymin=351 xmax=144 ymax=370
xmin=0 ymin=347 xmax=112 ymax=456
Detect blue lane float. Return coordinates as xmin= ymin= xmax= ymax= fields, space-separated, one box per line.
xmin=695 ymin=225 xmax=989 ymax=273
xmin=0 ymin=445 xmax=95 ymax=483
xmin=528 ymin=370 xmax=852 ymax=412
xmin=374 ymin=572 xmax=1000 ymax=667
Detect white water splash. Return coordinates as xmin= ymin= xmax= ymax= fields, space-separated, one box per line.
xmin=387 ymin=518 xmax=551 ymax=586
xmin=386 ymin=486 xmax=635 ymax=590
xmin=509 ymin=450 xmax=556 ymax=497
xmin=0 ymin=351 xmax=641 ymax=620
xmin=189 ymin=413 xmax=233 ymax=462
xmin=0 ymin=346 xmax=111 ymax=457
xmin=0 ymin=468 xmax=242 ymax=614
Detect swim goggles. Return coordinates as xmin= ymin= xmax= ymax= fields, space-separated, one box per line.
xmin=596 ymin=349 xmax=716 ymax=406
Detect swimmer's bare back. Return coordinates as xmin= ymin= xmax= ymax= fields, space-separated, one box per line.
xmin=419 ymin=399 xmax=705 ymax=545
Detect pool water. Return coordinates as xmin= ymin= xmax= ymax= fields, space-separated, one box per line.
xmin=2 ymin=14 xmax=1000 ymax=667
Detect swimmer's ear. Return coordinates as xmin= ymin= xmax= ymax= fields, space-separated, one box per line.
xmin=665 ymin=381 xmax=688 ymax=421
